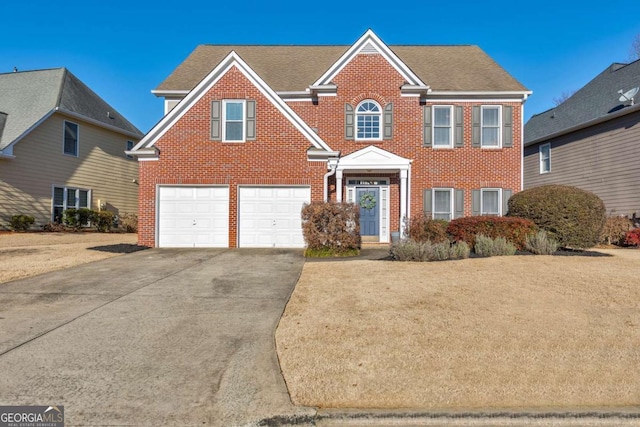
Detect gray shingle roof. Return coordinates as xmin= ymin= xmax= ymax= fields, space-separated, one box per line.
xmin=156 ymin=45 xmax=528 ymax=93
xmin=0 ymin=68 xmax=143 ymax=150
xmin=524 ymin=60 xmax=640 ymax=145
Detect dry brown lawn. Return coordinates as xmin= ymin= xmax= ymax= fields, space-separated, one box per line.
xmin=276 ymin=249 xmax=640 ymax=410
xmin=0 ymin=232 xmax=140 ymax=284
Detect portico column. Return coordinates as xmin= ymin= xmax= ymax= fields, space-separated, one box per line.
xmin=336 ymin=169 xmax=343 ymax=202
xmin=400 ymin=169 xmax=408 ymax=237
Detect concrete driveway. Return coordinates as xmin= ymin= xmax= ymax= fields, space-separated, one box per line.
xmin=0 ymin=248 xmax=313 ymax=426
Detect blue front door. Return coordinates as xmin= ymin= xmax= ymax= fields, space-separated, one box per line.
xmin=357 ymin=188 xmax=379 ymax=236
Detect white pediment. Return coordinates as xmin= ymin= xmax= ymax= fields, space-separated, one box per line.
xmin=338 ymin=145 xmax=411 ymax=169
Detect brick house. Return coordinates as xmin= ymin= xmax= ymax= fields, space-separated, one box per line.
xmin=129 ymin=30 xmax=530 ymax=248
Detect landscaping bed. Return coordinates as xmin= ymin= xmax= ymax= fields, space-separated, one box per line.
xmin=276 ymin=249 xmax=640 ymax=409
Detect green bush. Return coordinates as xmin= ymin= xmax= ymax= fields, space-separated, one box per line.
xmin=600 ymin=216 xmax=633 ymax=245
xmin=525 ymin=230 xmax=559 ymax=255
xmin=406 ymin=215 xmax=449 ymax=243
xmin=474 ymin=234 xmax=517 ymax=257
xmin=10 ymin=214 xmax=35 ymax=232
xmin=63 ymin=208 xmax=93 ymax=230
xmin=447 ymin=216 xmax=536 ymax=250
xmin=508 ymin=185 xmax=606 ymax=249
xmin=91 ymin=211 xmax=115 ymax=233
xmin=120 ymin=213 xmax=138 ymax=233
xmin=391 ymin=240 xmax=470 ymax=262
xmin=301 ymin=202 xmax=360 ymax=256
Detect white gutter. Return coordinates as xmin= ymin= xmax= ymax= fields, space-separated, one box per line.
xmin=151 ymin=89 xmax=189 ymax=97
xmin=323 ymin=158 xmax=339 ymax=202
xmin=428 ymin=90 xmax=532 ymax=98
xmin=56 ymin=108 xmax=143 ymax=139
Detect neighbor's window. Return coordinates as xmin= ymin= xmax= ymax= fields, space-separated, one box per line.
xmin=481 ymin=106 xmax=500 ymax=148
xmin=63 ymin=121 xmax=79 ymax=156
xmin=433 ymin=106 xmax=453 ymax=148
xmin=52 ymin=186 xmax=90 ymax=222
xmin=223 ymin=100 xmax=245 ymax=142
xmin=356 ymin=100 xmax=381 ymax=140
xmin=126 ymin=140 xmax=134 ymax=159
xmin=433 ymin=188 xmax=453 ymax=220
xmin=481 ymin=188 xmax=501 ymax=216
xmin=540 ymin=143 xmax=551 ymax=173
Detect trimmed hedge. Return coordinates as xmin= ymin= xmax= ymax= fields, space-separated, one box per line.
xmin=301 ymin=202 xmax=360 ymax=256
xmin=10 ymin=214 xmax=35 ymax=232
xmin=447 ymin=216 xmax=536 ymax=250
xmin=406 ymin=215 xmax=449 ymax=243
xmin=508 ymin=185 xmax=606 ymax=249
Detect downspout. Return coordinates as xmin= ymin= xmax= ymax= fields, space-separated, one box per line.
xmin=323 ymin=158 xmax=338 ymax=202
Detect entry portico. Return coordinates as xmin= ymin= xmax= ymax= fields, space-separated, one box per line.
xmin=334 ymin=146 xmax=411 ymax=242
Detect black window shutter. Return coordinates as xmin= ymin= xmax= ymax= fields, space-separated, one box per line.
xmin=472 ymin=106 xmax=481 ymax=147
xmin=246 ymin=100 xmax=256 ymax=140
xmin=423 ymin=106 xmax=432 ymax=147
xmin=210 ymin=100 xmax=221 ymax=140
xmin=454 ymin=106 xmax=464 ymax=147
xmin=502 ymin=105 xmax=513 ymax=147
xmin=454 ymin=189 xmax=464 ymax=218
xmin=383 ymin=103 xmax=393 ymax=139
xmin=345 ymin=104 xmax=354 ymax=140
xmin=472 ymin=189 xmax=481 ymax=216
xmin=502 ymin=189 xmax=512 ymax=216
xmin=423 ymin=189 xmax=432 ymax=217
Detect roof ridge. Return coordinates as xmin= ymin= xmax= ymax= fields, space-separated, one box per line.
xmin=54 ymin=68 xmax=67 ymax=108
xmin=0 ymin=67 xmax=64 ymax=77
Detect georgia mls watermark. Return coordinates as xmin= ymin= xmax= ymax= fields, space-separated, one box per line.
xmin=0 ymin=406 xmax=64 ymax=427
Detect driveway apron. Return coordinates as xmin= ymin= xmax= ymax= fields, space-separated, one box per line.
xmin=0 ymin=248 xmax=312 ymax=426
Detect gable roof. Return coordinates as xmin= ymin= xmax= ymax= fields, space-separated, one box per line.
xmin=525 ymin=59 xmax=640 ymax=145
xmin=135 ymin=51 xmax=337 ymax=157
xmin=154 ymin=41 xmax=528 ymax=94
xmin=0 ymin=68 xmax=143 ymax=151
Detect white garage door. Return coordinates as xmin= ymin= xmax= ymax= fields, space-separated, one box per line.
xmin=158 ymin=186 xmax=229 ymax=248
xmin=238 ymin=186 xmax=310 ymax=248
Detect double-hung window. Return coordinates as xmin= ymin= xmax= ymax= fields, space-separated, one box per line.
xmin=63 ymin=121 xmax=79 ymax=156
xmin=481 ymin=106 xmax=500 ymax=148
xmin=540 ymin=143 xmax=551 ymax=173
xmin=223 ymin=100 xmax=246 ymax=142
xmin=356 ymin=101 xmax=381 ymax=140
xmin=433 ymin=106 xmax=452 ymax=148
xmin=481 ymin=188 xmax=501 ymax=216
xmin=433 ymin=189 xmax=453 ymax=220
xmin=53 ymin=186 xmax=90 ymax=222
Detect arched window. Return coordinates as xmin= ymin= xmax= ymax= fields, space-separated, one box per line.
xmin=356 ymin=101 xmax=381 ymax=140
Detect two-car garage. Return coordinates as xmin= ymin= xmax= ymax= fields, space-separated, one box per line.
xmin=157 ymin=185 xmax=310 ymax=248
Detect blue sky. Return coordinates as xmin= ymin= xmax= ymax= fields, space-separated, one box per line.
xmin=3 ymin=0 xmax=639 ymax=133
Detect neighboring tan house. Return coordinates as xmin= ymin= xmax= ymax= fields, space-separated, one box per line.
xmin=0 ymin=68 xmax=143 ymax=229
xmin=524 ymin=59 xmax=640 ymax=218
xmin=129 ymin=30 xmax=531 ymax=248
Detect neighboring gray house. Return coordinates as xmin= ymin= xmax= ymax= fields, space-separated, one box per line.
xmin=0 ymin=68 xmax=143 ymax=229
xmin=524 ymin=60 xmax=640 ymax=218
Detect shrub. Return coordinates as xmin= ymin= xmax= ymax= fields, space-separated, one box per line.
xmin=600 ymin=216 xmax=634 ymax=245
xmin=447 ymin=216 xmax=536 ymax=249
xmin=406 ymin=215 xmax=449 ymax=243
xmin=474 ymin=234 xmax=517 ymax=257
xmin=63 ymin=208 xmax=93 ymax=230
xmin=92 ymin=211 xmax=115 ymax=233
xmin=508 ymin=185 xmax=606 ymax=249
xmin=120 ymin=213 xmax=138 ymax=233
xmin=301 ymin=202 xmax=360 ymax=256
xmin=391 ymin=240 xmax=470 ymax=262
xmin=624 ymin=228 xmax=640 ymax=247
xmin=10 ymin=214 xmax=35 ymax=232
xmin=42 ymin=222 xmax=65 ymax=232
xmin=525 ymin=230 xmax=559 ymax=255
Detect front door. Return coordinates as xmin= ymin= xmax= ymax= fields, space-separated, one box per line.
xmin=357 ymin=187 xmax=379 ymax=236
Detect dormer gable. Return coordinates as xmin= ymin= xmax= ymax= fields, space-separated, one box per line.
xmin=309 ymin=29 xmax=430 ymax=97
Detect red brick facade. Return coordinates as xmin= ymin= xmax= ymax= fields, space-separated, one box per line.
xmin=137 ymin=50 xmax=522 ymax=247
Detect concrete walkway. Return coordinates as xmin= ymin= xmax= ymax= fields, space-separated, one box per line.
xmin=0 ymin=248 xmax=312 ymax=426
